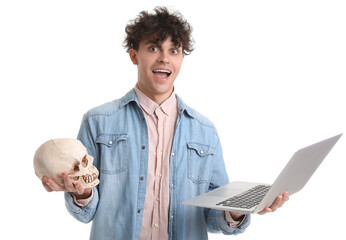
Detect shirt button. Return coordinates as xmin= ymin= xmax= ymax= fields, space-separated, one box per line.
xmin=154 ymin=223 xmax=159 ymax=228
xmin=141 ymin=145 xmax=145 ymax=149
xmin=108 ymin=141 xmax=113 ymax=145
xmin=200 ymin=150 xmax=204 ymax=154
xmin=138 ymin=209 xmax=141 ymax=213
xmin=157 ymin=173 xmax=162 ymax=177
xmin=171 ymin=215 xmax=174 ymax=219
xmin=140 ymin=176 xmax=144 ymax=181
xmin=171 ymin=152 xmax=175 ymax=156
xmin=156 ymin=197 xmax=160 ymax=201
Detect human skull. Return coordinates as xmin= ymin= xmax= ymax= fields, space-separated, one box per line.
xmin=34 ymin=138 xmax=99 ymax=188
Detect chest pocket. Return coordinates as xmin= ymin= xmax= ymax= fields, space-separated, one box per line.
xmin=96 ymin=134 xmax=128 ymax=174
xmin=187 ymin=142 xmax=215 ymax=184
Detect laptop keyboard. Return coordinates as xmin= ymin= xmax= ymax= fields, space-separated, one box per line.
xmin=216 ymin=185 xmax=271 ymax=209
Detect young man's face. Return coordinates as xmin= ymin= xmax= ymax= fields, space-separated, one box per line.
xmin=129 ymin=36 xmax=184 ymax=104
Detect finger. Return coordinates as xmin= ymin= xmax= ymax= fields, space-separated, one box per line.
xmin=44 ymin=177 xmax=65 ymax=191
xmin=283 ymin=191 xmax=289 ymax=201
xmin=278 ymin=196 xmax=286 ymax=208
xmin=275 ymin=195 xmax=284 ymax=210
xmin=278 ymin=191 xmax=289 ymax=207
xmin=269 ymin=195 xmax=283 ymax=212
xmin=74 ymin=182 xmax=85 ymax=195
xmin=62 ymin=172 xmax=76 ymax=192
xmin=42 ymin=180 xmax=53 ymax=192
xmin=276 ymin=192 xmax=288 ymax=208
xmin=258 ymin=207 xmax=272 ymax=215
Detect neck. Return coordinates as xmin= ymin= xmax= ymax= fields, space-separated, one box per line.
xmin=135 ymin=83 xmax=173 ymax=105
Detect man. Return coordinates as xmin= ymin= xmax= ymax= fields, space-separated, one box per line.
xmin=42 ymin=7 xmax=289 ymax=240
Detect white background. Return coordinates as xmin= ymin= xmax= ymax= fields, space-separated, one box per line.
xmin=1 ymin=0 xmax=345 ymax=239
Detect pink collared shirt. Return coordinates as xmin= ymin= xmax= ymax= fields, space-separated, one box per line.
xmin=134 ymin=87 xmax=178 ymax=240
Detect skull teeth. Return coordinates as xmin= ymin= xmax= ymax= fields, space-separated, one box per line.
xmin=82 ymin=173 xmax=97 ymax=183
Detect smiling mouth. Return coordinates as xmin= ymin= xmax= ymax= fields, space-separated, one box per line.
xmin=152 ymin=69 xmax=172 ymax=79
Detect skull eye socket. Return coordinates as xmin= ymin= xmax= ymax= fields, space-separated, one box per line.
xmin=81 ymin=155 xmax=88 ymax=168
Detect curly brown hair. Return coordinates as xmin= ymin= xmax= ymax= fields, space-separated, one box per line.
xmin=123 ymin=7 xmax=194 ymax=55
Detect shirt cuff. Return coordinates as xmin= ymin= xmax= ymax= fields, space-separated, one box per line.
xmin=224 ymin=211 xmax=247 ymax=228
xmin=72 ymin=188 xmax=94 ymax=207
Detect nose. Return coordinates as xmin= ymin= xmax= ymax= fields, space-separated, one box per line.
xmin=157 ymin=50 xmax=170 ymax=64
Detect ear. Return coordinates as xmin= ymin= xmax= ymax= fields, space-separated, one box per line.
xmin=129 ymin=49 xmax=138 ymax=65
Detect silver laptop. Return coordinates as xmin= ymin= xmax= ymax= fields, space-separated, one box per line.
xmin=183 ymin=134 xmax=342 ymax=214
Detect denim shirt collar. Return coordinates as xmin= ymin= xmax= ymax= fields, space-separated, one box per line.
xmin=119 ymin=88 xmax=196 ymax=119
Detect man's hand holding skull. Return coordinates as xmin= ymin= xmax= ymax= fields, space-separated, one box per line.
xmin=34 ymin=138 xmax=99 ymax=199
xmin=42 ymin=172 xmax=93 ymax=199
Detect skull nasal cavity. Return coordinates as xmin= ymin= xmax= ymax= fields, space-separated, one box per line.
xmin=73 ymin=163 xmax=80 ymax=172
xmin=82 ymin=155 xmax=88 ymax=167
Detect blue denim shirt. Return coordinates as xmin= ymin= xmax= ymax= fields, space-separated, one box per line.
xmin=64 ymin=89 xmax=251 ymax=240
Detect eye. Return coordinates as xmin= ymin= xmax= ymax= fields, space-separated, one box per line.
xmin=171 ymin=49 xmax=179 ymax=55
xmin=149 ymin=46 xmax=158 ymax=52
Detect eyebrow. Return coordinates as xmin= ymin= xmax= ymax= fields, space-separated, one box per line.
xmin=144 ymin=41 xmax=160 ymax=46
xmin=143 ymin=40 xmax=178 ymax=48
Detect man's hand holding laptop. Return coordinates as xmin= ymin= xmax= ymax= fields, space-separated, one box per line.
xmin=184 ymin=134 xmax=342 ymax=216
xmin=230 ymin=191 xmax=289 ymax=219
xmin=257 ymin=191 xmax=289 ymax=215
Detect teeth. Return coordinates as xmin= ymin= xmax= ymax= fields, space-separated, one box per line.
xmin=153 ymin=69 xmax=171 ymax=73
xmin=82 ymin=174 xmax=98 ymax=183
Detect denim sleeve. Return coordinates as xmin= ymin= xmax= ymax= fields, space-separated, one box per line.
xmin=64 ymin=186 xmax=99 ymax=223
xmin=64 ymin=113 xmax=99 ymax=223
xmin=204 ymin=134 xmax=251 ymax=235
xmin=206 ymin=209 xmax=251 ymax=235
